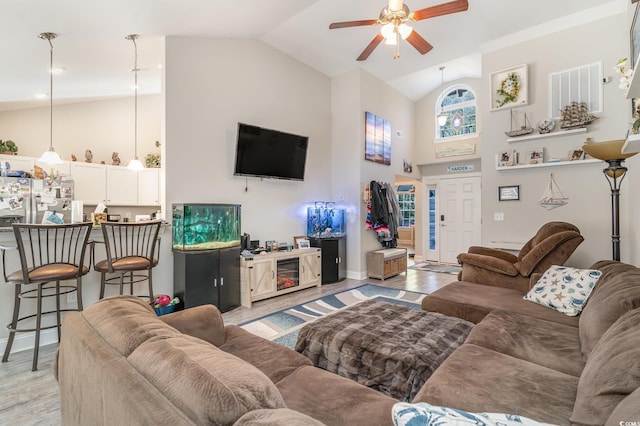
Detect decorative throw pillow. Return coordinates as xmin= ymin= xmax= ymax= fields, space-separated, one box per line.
xmin=392 ymin=402 xmax=551 ymax=426
xmin=523 ymin=265 xmax=601 ymax=316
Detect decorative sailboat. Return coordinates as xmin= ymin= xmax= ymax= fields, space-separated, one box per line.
xmin=539 ymin=173 xmax=568 ymax=210
xmin=559 ymin=101 xmax=598 ymax=129
xmin=505 ymin=110 xmax=533 ymax=137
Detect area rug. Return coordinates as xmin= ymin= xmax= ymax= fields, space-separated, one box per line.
xmin=239 ymin=284 xmax=427 ymax=349
xmin=408 ymin=262 xmax=461 ymax=275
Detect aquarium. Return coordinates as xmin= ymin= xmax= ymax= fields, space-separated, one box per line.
xmin=306 ymin=203 xmax=345 ymax=238
xmin=172 ymin=203 xmax=241 ymax=251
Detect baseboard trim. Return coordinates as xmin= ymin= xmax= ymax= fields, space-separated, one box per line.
xmin=0 ymin=329 xmax=59 ymax=357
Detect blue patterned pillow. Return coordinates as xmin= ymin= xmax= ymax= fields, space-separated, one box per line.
xmin=523 ymin=265 xmax=601 ymax=316
xmin=392 ymin=402 xmax=551 ymax=426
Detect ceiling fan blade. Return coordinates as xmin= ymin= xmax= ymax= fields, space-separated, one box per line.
xmin=357 ymin=34 xmax=384 ymax=61
xmin=406 ymin=31 xmax=433 ymax=55
xmin=329 ymin=19 xmax=378 ymax=29
xmin=411 ymin=0 xmax=468 ymax=21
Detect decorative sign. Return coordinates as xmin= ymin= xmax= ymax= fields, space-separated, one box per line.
xmin=435 ymin=143 xmax=476 ymax=158
xmin=447 ymin=164 xmax=475 ymax=173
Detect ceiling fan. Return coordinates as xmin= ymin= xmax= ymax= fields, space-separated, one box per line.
xmin=329 ymin=0 xmax=468 ymax=61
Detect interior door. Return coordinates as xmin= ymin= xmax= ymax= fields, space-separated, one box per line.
xmin=438 ymin=176 xmax=481 ymax=264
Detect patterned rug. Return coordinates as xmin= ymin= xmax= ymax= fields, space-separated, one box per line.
xmin=239 ymin=284 xmax=427 ymax=349
xmin=408 ymin=262 xmax=461 ymax=275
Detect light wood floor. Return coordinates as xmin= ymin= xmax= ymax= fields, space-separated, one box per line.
xmin=0 ymin=265 xmax=456 ymax=425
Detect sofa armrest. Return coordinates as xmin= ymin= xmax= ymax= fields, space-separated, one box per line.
xmin=160 ymin=304 xmax=226 ymax=347
xmin=465 ymin=246 xmax=518 ymax=264
xmin=457 ymin=253 xmax=519 ymax=276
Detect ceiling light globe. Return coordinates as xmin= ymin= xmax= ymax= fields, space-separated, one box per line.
xmin=398 ymin=24 xmax=413 ymax=40
xmin=380 ymin=23 xmax=395 ymax=40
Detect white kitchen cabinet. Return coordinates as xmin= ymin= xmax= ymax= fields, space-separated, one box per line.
xmin=106 ymin=166 xmax=137 ymax=205
xmin=69 ymin=162 xmax=106 ymax=205
xmin=137 ymin=168 xmax=160 ymax=205
xmin=0 ymin=154 xmax=34 ymax=174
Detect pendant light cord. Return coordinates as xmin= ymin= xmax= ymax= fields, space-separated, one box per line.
xmin=130 ymin=35 xmax=139 ymax=161
xmin=48 ymin=37 xmax=53 ymax=151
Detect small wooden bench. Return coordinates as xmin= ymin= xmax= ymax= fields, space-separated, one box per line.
xmin=366 ymin=248 xmax=407 ymax=280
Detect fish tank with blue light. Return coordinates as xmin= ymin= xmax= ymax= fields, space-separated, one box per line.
xmin=172 ymin=203 xmax=241 ymax=251
xmin=306 ymin=202 xmax=346 ymax=238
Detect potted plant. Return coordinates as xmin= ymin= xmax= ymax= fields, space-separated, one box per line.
xmin=0 ymin=140 xmax=18 ymax=155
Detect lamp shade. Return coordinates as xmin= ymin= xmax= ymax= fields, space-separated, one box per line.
xmin=582 ymin=140 xmax=638 ymax=161
xmin=127 ymin=158 xmax=144 ymax=171
xmin=38 ymin=147 xmax=64 ymax=165
xmin=437 ymin=113 xmax=448 ymax=126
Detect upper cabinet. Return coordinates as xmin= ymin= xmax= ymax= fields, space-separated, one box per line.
xmin=69 ymin=162 xmax=107 ymax=205
xmin=0 ymin=154 xmax=35 ymax=175
xmin=66 ymin=161 xmax=160 ymax=206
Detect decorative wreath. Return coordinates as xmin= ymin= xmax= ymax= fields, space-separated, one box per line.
xmin=496 ymin=72 xmax=520 ymax=108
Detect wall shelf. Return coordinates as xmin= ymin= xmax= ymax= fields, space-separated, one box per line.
xmin=622 ymin=132 xmax=640 ymax=154
xmin=506 ymin=127 xmax=586 ymax=143
xmin=495 ymin=157 xmax=601 ymax=171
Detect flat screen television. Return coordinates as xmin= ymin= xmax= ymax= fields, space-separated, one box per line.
xmin=234 ymin=123 xmax=309 ymax=181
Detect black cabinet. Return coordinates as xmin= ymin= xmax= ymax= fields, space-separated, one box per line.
xmin=309 ymin=236 xmax=346 ymax=284
xmin=173 ymin=246 xmax=241 ymax=313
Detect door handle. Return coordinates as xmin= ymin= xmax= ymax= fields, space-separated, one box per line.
xmin=221 ymin=277 xmax=224 ymax=286
xmin=213 ymin=278 xmax=217 ymax=287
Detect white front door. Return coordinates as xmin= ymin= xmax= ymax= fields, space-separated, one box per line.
xmin=438 ymin=176 xmax=481 ymax=264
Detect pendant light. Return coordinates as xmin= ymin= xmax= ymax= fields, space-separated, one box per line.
xmin=437 ymin=66 xmax=448 ymax=127
xmin=126 ymin=34 xmax=144 ymax=171
xmin=37 ymin=32 xmax=64 ymax=165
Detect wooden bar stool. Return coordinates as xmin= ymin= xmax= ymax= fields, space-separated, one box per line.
xmin=1 ymin=222 xmax=93 ymax=371
xmin=93 ymin=221 xmax=162 ymax=302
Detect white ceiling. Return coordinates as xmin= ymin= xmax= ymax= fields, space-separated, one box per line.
xmin=0 ymin=0 xmax=627 ymax=112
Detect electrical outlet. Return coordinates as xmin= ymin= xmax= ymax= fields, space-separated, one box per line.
xmin=67 ymin=291 xmax=77 ymax=304
xmin=494 ymin=212 xmax=504 ymax=221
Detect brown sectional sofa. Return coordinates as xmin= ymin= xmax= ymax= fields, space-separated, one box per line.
xmin=420 ymin=260 xmax=640 ymax=425
xmin=55 ymin=260 xmax=640 ymax=425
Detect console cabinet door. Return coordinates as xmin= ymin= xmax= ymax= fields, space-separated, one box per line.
xmin=300 ymin=251 xmax=321 ymax=286
xmin=251 ymin=257 xmax=276 ymax=297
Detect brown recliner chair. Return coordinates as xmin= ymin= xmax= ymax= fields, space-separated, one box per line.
xmin=457 ymin=221 xmax=584 ymax=294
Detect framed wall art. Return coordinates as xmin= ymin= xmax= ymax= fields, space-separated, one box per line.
xmin=364 ymin=111 xmax=391 ymax=165
xmin=632 ymin=3 xmax=640 ymax=70
xmin=490 ymin=64 xmax=528 ymax=111
xmin=498 ymin=185 xmax=520 ymax=201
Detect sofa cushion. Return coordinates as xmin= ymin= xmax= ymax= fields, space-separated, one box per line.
xmin=604 ymin=387 xmax=640 ymax=426
xmin=415 ymin=344 xmax=578 ymax=425
xmin=220 ymin=325 xmax=313 ymax=383
xmin=422 ymin=281 xmax=580 ymax=326
xmin=392 ymin=402 xmax=550 ymax=426
xmin=465 ymin=310 xmax=584 ymax=376
xmin=523 ymin=265 xmax=601 ymax=316
xmin=128 ymin=334 xmax=286 ymax=426
xmin=81 ymin=295 xmax=180 ymax=356
xmin=234 ymin=409 xmax=326 ymax=426
xmin=571 ymin=307 xmax=640 ymax=426
xmin=579 ymin=260 xmax=640 ymax=359
xmin=276 ymin=365 xmax=397 ymax=426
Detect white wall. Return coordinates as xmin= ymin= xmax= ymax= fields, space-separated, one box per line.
xmin=0 ymin=95 xmax=161 ymax=165
xmin=480 ymin=13 xmax=632 ymax=267
xmin=163 ymin=37 xmax=332 ymax=247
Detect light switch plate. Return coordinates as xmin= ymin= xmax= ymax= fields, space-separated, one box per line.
xmin=494 ymin=212 xmax=504 ymax=221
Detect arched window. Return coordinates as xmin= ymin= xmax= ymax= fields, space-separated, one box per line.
xmin=435 ymin=84 xmax=477 ymax=140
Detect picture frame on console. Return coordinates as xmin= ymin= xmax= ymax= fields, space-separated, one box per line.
xmin=294 ymin=236 xmax=306 ymax=249
xmin=297 ymin=239 xmax=311 ymax=249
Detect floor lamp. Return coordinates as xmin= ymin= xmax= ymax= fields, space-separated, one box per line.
xmin=582 ymin=140 xmax=638 ymax=261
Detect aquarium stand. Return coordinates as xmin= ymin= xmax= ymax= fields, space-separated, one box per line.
xmin=309 ymin=236 xmax=346 ymax=284
xmin=173 ymin=246 xmax=241 ymax=313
